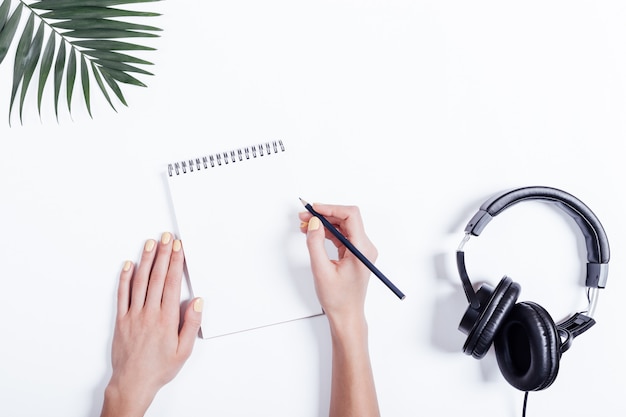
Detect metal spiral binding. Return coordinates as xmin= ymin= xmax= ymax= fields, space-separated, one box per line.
xmin=168 ymin=140 xmax=285 ymax=176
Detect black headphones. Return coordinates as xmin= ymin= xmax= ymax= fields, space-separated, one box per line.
xmin=457 ymin=186 xmax=610 ymax=391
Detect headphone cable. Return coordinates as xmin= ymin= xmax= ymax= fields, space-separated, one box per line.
xmin=522 ymin=391 xmax=529 ymax=417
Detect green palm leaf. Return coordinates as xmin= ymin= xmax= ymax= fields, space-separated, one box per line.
xmin=0 ymin=0 xmax=162 ymax=124
xmin=81 ymin=54 xmax=92 ymax=117
xmin=52 ymin=19 xmax=161 ymax=32
xmin=53 ymin=40 xmax=65 ymax=120
xmin=9 ymin=10 xmax=34 ymax=122
xmin=18 ymin=20 xmax=44 ymax=123
xmin=39 ymin=7 xmax=159 ymax=20
xmin=0 ymin=1 xmax=22 ymax=64
xmin=37 ymin=33 xmax=55 ymax=116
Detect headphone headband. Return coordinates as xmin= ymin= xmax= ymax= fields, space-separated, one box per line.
xmin=463 ymin=186 xmax=610 ymax=288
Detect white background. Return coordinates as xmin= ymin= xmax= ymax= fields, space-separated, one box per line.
xmin=1 ymin=1 xmax=625 ymax=416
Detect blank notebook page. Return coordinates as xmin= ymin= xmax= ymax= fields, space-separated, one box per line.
xmin=166 ymin=141 xmax=322 ymax=338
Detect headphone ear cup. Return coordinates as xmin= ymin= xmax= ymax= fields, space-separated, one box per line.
xmin=494 ymin=301 xmax=560 ymax=391
xmin=462 ymin=277 xmax=520 ymax=359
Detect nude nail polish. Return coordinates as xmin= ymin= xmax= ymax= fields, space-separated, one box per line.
xmin=144 ymin=239 xmax=155 ymax=252
xmin=161 ymin=232 xmax=172 ymax=244
xmin=122 ymin=261 xmax=132 ymax=272
xmin=308 ymin=216 xmax=321 ymax=231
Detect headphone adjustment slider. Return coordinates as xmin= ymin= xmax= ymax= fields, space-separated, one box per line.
xmin=586 ymin=263 xmax=609 ymax=288
xmin=557 ymin=312 xmax=596 ymax=339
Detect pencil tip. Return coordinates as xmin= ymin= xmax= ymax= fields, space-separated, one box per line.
xmin=299 ymin=197 xmax=308 ymax=206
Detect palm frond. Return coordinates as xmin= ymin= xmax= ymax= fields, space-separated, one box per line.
xmin=0 ymin=0 xmax=162 ymax=124
xmin=37 ymin=32 xmax=55 ymax=115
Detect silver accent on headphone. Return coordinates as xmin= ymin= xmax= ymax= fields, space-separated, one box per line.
xmin=457 ymin=233 xmax=471 ymax=252
xmin=587 ymin=287 xmax=599 ymax=318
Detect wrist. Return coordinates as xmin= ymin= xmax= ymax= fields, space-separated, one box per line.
xmin=101 ymin=381 xmax=155 ymax=417
xmin=327 ymin=312 xmax=369 ymax=346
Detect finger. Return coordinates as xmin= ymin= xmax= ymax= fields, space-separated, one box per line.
xmin=177 ymin=297 xmax=203 ymax=360
xmin=305 ymin=216 xmax=334 ymax=278
xmin=305 ymin=204 xmax=357 ymax=244
xmin=298 ymin=211 xmax=313 ymax=222
xmin=302 ymin=218 xmax=344 ymax=252
xmin=145 ymin=232 xmax=174 ymax=308
xmin=312 ymin=204 xmax=377 ymax=261
xmin=116 ymin=260 xmax=134 ymax=317
xmin=130 ymin=239 xmax=157 ymax=311
xmin=312 ymin=203 xmax=365 ymax=239
xmin=161 ymin=239 xmax=185 ymax=313
xmin=299 ymin=212 xmax=313 ymax=233
xmin=300 ymin=207 xmax=345 ymax=244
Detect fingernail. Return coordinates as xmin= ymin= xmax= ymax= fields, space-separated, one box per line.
xmin=173 ymin=239 xmax=182 ymax=252
xmin=308 ymin=216 xmax=321 ymax=231
xmin=300 ymin=221 xmax=308 ymax=229
xmin=161 ymin=232 xmax=172 ymax=244
xmin=122 ymin=260 xmax=132 ymax=272
xmin=193 ymin=297 xmax=204 ymax=312
xmin=144 ymin=239 xmax=156 ymax=252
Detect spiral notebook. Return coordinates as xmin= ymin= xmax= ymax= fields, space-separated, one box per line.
xmin=166 ymin=140 xmax=323 ymax=338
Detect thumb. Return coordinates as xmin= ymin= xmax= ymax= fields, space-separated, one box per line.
xmin=178 ymin=297 xmax=203 ymax=359
xmin=306 ymin=216 xmax=332 ymax=276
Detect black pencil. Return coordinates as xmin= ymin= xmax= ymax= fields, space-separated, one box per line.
xmin=299 ymin=198 xmax=406 ymax=300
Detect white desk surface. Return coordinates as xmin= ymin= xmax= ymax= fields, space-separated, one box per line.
xmin=1 ymin=2 xmax=625 ymax=416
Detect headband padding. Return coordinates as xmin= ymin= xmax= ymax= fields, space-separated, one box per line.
xmin=466 ymin=186 xmax=610 ymax=264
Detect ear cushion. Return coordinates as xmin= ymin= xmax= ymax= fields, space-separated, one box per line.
xmin=494 ymin=301 xmax=560 ymax=391
xmin=463 ymin=277 xmax=520 ymax=359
